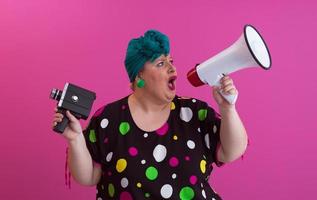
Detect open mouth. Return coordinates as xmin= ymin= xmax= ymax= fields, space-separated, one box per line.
xmin=168 ymin=76 xmax=177 ymax=91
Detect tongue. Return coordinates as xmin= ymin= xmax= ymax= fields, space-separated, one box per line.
xmin=168 ymin=82 xmax=175 ymax=90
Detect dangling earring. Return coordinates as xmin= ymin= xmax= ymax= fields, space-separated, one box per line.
xmin=136 ymin=77 xmax=145 ymax=88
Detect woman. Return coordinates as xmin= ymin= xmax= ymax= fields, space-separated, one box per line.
xmin=52 ymin=30 xmax=248 ymax=200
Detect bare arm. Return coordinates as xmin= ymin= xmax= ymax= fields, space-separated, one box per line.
xmin=217 ymin=106 xmax=248 ymax=163
xmin=68 ymin=133 xmax=102 ymax=186
xmin=212 ymin=75 xmax=248 ymax=163
xmin=53 ymin=109 xmax=102 ymax=186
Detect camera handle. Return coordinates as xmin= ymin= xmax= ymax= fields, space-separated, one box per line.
xmin=53 ymin=109 xmax=70 ymax=134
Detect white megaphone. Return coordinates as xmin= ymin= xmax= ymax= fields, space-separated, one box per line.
xmin=187 ymin=24 xmax=272 ymax=104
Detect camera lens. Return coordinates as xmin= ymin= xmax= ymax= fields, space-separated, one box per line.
xmin=50 ymin=88 xmax=62 ymax=101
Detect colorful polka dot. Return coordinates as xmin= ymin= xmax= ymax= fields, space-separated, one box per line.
xmin=145 ymin=166 xmax=158 ymax=181
xmin=187 ymin=140 xmax=196 ymax=149
xmin=202 ymin=189 xmax=207 ymax=199
xmin=156 ymin=123 xmax=169 ymax=136
xmin=213 ymin=125 xmax=218 ymax=133
xmin=144 ymin=133 xmax=148 ymax=138
xmin=180 ymin=107 xmax=193 ymax=122
xmin=108 ymin=183 xmax=115 ymax=197
xmin=173 ymin=135 xmax=178 ymax=140
xmin=129 ymin=147 xmax=138 ymax=156
xmin=169 ymin=157 xmax=179 ymax=167
xmin=137 ymin=182 xmax=142 ymax=188
xmin=104 ymin=137 xmax=109 ymax=143
xmin=204 ymin=134 xmax=210 ymax=149
xmin=172 ymin=173 xmax=177 ymax=179
xmin=161 ymin=184 xmax=173 ymax=199
xmin=106 ymin=152 xmax=113 ymax=162
xmin=171 ymin=102 xmax=176 ymax=110
xmin=179 ymin=186 xmax=195 ymax=200
xmin=116 ymin=159 xmax=127 ymax=173
xmin=141 ymin=160 xmax=146 ymax=164
xmin=189 ymin=175 xmax=197 ymax=185
xmin=145 ymin=193 xmax=150 ymax=198
xmin=89 ymin=129 xmax=96 ymax=143
xmin=185 ymin=156 xmax=190 ymax=161
xmin=121 ymin=177 xmax=128 ymax=188
xmin=192 ymin=99 xmax=196 ymax=103
xmin=120 ymin=191 xmax=133 ymax=200
xmin=119 ymin=122 xmax=130 ymax=135
xmin=198 ymin=109 xmax=208 ymax=121
xmin=200 ymin=160 xmax=207 ymax=174
xmin=100 ymin=118 xmax=109 ymax=128
xmin=153 ymin=144 xmax=167 ymax=162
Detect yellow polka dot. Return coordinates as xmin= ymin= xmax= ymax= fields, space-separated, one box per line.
xmin=173 ymin=135 xmax=178 ymax=140
xmin=137 ymin=182 xmax=142 ymax=188
xmin=200 ymin=160 xmax=207 ymax=174
xmin=170 ymin=102 xmax=175 ymax=110
xmin=116 ymin=159 xmax=127 ymax=173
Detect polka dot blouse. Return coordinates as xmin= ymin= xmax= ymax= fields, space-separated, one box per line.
xmin=84 ymin=95 xmax=223 ymax=200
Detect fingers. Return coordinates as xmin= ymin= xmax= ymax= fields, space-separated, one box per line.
xmin=220 ymin=75 xmax=237 ymax=95
xmin=65 ymin=110 xmax=77 ymax=122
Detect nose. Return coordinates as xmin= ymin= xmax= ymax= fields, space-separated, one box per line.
xmin=168 ymin=62 xmax=176 ymax=74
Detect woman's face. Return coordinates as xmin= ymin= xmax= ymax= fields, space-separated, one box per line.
xmin=138 ymin=54 xmax=177 ymax=103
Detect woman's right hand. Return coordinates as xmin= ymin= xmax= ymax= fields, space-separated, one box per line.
xmin=52 ymin=108 xmax=83 ymax=141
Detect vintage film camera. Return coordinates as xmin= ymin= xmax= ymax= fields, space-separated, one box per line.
xmin=50 ymin=83 xmax=96 ymax=133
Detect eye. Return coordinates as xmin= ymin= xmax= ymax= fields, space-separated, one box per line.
xmin=157 ymin=61 xmax=164 ymax=67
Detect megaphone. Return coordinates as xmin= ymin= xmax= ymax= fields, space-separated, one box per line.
xmin=187 ymin=24 xmax=271 ymax=104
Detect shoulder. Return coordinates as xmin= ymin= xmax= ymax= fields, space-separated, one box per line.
xmin=91 ymin=96 xmax=129 ymax=119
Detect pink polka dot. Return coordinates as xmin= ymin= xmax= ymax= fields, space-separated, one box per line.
xmin=185 ymin=156 xmax=190 ymax=161
xmin=169 ymin=157 xmax=179 ymax=167
xmin=122 ymin=105 xmax=126 ymax=110
xmin=107 ymin=171 xmax=112 ymax=176
xmin=156 ymin=123 xmax=169 ymax=136
xmin=120 ymin=191 xmax=133 ymax=200
xmin=104 ymin=137 xmax=109 ymax=143
xmin=189 ymin=175 xmax=197 ymax=185
xmin=129 ymin=147 xmax=138 ymax=156
xmin=93 ymin=106 xmax=105 ymax=117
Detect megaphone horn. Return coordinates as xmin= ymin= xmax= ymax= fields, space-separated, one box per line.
xmin=187 ymin=24 xmax=272 ymax=104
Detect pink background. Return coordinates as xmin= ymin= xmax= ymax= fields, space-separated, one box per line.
xmin=1 ymin=0 xmax=316 ymax=199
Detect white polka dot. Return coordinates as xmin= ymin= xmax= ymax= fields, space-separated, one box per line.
xmin=180 ymin=107 xmax=193 ymax=122
xmin=201 ymin=183 xmax=204 ymax=188
xmin=97 ymin=197 xmax=103 ymax=200
xmin=192 ymin=99 xmax=196 ymax=103
xmin=106 ymin=152 xmax=113 ymax=162
xmin=213 ymin=125 xmax=217 ymax=133
xmin=197 ymin=127 xmax=201 ymax=133
xmin=204 ymin=134 xmax=210 ymax=149
xmin=100 ymin=118 xmax=109 ymax=128
xmin=121 ymin=177 xmax=129 ymax=188
xmin=212 ymin=198 xmax=216 ymax=200
xmin=144 ymin=133 xmax=148 ymax=138
xmin=187 ymin=140 xmax=196 ymax=149
xmin=141 ymin=160 xmax=146 ymax=164
xmin=153 ymin=144 xmax=167 ymax=162
xmin=172 ymin=173 xmax=177 ymax=179
xmin=160 ymin=184 xmax=173 ymax=199
xmin=202 ymin=189 xmax=207 ymax=199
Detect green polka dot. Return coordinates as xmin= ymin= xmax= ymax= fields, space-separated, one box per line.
xmin=108 ymin=183 xmax=115 ymax=197
xmin=145 ymin=193 xmax=150 ymax=198
xmin=145 ymin=166 xmax=158 ymax=181
xmin=89 ymin=129 xmax=96 ymax=143
xmin=198 ymin=109 xmax=208 ymax=121
xmin=119 ymin=122 xmax=130 ymax=135
xmin=179 ymin=186 xmax=195 ymax=200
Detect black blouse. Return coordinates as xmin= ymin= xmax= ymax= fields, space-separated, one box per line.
xmin=84 ymin=95 xmax=223 ymax=200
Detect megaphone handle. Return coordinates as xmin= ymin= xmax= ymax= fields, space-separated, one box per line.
xmin=214 ymin=76 xmax=238 ymax=105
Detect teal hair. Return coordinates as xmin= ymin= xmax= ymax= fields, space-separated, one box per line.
xmin=124 ymin=30 xmax=170 ymax=82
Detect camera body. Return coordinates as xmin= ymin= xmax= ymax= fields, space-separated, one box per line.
xmin=50 ymin=83 xmax=96 ymax=133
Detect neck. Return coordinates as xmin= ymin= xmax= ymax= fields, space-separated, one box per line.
xmin=130 ymin=90 xmax=170 ymax=113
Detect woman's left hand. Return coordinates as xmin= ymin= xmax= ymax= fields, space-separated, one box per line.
xmin=212 ymin=75 xmax=238 ymax=109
